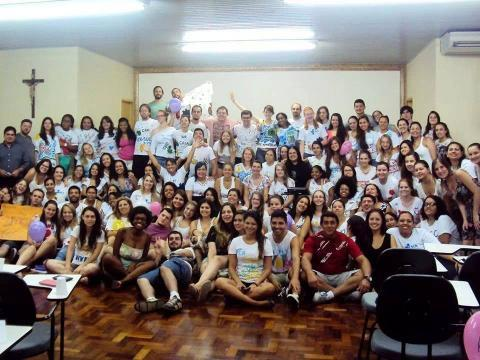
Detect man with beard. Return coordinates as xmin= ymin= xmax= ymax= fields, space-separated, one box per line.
xmin=15 ymin=119 xmax=35 ymax=167
xmin=148 ymin=85 xmax=168 ymax=119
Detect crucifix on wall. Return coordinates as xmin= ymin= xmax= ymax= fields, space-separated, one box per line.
xmin=22 ymin=69 xmax=44 ymax=118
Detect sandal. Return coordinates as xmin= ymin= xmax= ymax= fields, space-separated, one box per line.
xmin=161 ymin=297 xmax=182 ymax=313
xmin=134 ymin=299 xmax=164 ymax=313
xmin=111 ymin=280 xmax=122 ymax=290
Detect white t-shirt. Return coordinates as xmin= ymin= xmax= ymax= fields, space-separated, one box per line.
xmin=35 ymin=134 xmax=61 ymax=166
xmin=134 ymin=118 xmax=159 ymax=156
xmin=387 ymin=227 xmax=440 ymax=249
xmin=389 ymin=197 xmax=424 ymax=224
xmin=105 ymin=215 xmax=132 ymax=231
xmin=460 ymin=159 xmax=478 ymax=180
xmin=181 ymin=145 xmax=216 ymax=177
xmin=76 ymin=128 xmax=99 ymax=158
xmin=159 ymin=167 xmax=188 ymax=187
xmin=261 ymin=162 xmax=277 ymax=182
xmin=413 ymin=178 xmax=443 ymax=199
xmin=173 ymin=129 xmax=193 ymax=158
xmin=213 ymin=141 xmax=232 ymax=164
xmin=370 ymin=176 xmax=399 ymax=201
xmin=98 ymin=132 xmax=118 ymax=158
xmin=298 ymin=125 xmax=327 ymax=155
xmin=130 ymin=189 xmax=154 ymax=208
xmin=233 ymin=124 xmax=259 ymax=155
xmin=70 ymin=225 xmax=105 ymax=265
xmin=376 ymin=152 xmax=400 ymax=178
xmin=266 ymin=231 xmax=296 ymax=274
xmin=150 ymin=127 xmax=176 ymax=158
xmin=228 ymin=235 xmax=273 ymax=283
xmin=307 ymin=155 xmax=326 ymax=169
xmin=364 ymin=131 xmax=381 ymax=159
xmin=269 ymin=178 xmax=295 ymax=202
xmin=379 ymin=130 xmax=401 ymax=148
xmin=355 ymin=166 xmax=377 ymax=188
xmin=184 ymin=177 xmax=215 ymax=198
xmin=419 ymin=215 xmax=461 ymax=244
xmin=55 ymin=126 xmax=79 ymax=147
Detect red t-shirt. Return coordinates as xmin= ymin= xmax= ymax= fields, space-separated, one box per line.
xmin=303 ymin=231 xmax=363 ymax=275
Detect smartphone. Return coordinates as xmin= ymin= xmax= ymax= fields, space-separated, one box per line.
xmin=53 ymin=275 xmax=73 ymax=282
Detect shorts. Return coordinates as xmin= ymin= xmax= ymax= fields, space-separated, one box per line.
xmin=139 ymin=257 xmax=192 ymax=289
xmin=271 ymin=272 xmax=289 ymax=287
xmin=55 ymin=246 xmax=68 ymax=261
xmin=312 ymin=269 xmax=359 ymax=287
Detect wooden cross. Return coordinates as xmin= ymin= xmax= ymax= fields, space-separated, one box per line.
xmin=22 ymin=69 xmax=44 ymax=118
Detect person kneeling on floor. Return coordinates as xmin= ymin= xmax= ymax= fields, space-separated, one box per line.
xmin=135 ymin=231 xmax=195 ymax=314
xmin=301 ymin=211 xmax=372 ymax=304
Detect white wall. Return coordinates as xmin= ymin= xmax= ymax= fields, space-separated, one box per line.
xmin=138 ymin=70 xmax=401 ymax=122
xmin=0 ymin=47 xmax=79 ymax=134
xmin=406 ymin=39 xmax=480 ymax=145
xmin=0 ymin=47 xmax=134 ymax=134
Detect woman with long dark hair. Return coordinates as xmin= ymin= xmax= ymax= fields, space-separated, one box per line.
xmin=45 ymin=206 xmax=104 ymax=282
xmin=433 ymin=122 xmax=453 ymax=160
xmin=24 ymin=159 xmax=53 ymax=192
xmin=324 ymin=137 xmax=345 ymax=184
xmin=110 ymin=160 xmax=137 ymax=197
xmin=327 ymin=113 xmax=347 ymax=144
xmin=98 ymin=116 xmax=118 ymax=159
xmin=115 ymin=117 xmax=136 ymax=169
xmin=285 ymin=146 xmax=311 ymax=188
xmin=17 ymin=200 xmax=59 ymax=266
xmin=419 ymin=195 xmax=460 ymax=244
xmin=35 ymin=117 xmax=61 ymax=166
xmin=190 ymin=203 xmax=238 ymax=302
xmin=215 ymin=211 xmax=275 ymax=307
xmin=423 ymin=111 xmax=441 ymax=139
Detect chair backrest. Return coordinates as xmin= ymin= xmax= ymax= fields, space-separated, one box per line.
xmin=0 ymin=272 xmax=36 ymax=325
xmin=373 ymin=248 xmax=437 ymax=292
xmin=459 ymin=251 xmax=480 ymax=301
xmin=376 ymin=274 xmax=459 ymax=344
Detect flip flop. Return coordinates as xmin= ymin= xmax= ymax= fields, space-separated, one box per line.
xmin=134 ymin=299 xmax=164 ymax=313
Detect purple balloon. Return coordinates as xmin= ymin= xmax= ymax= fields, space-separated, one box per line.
xmin=169 ymin=98 xmax=182 ymax=113
xmin=29 ymin=221 xmax=47 ymax=243
xmin=464 ymin=311 xmax=480 ymax=360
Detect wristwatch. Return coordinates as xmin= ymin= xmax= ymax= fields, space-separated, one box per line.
xmin=363 ymin=275 xmax=372 ymax=282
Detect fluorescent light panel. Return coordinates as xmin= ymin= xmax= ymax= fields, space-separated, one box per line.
xmin=183 ymin=27 xmax=314 ymax=42
xmin=0 ymin=0 xmax=144 ymax=21
xmin=182 ymin=40 xmax=316 ymax=53
xmin=285 ymin=0 xmax=477 ymax=4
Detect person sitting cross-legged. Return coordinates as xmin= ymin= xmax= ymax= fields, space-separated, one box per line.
xmin=301 ymin=211 xmax=372 ymax=304
xmin=135 ymin=231 xmax=195 ymax=314
xmin=266 ymin=210 xmax=301 ymax=310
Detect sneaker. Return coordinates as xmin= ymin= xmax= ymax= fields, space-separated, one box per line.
xmin=32 ymin=264 xmax=47 ymax=274
xmin=161 ymin=296 xmax=182 ymax=313
xmin=277 ymin=287 xmax=289 ymax=302
xmin=312 ymin=291 xmax=333 ymax=304
xmin=286 ymin=293 xmax=300 ymax=311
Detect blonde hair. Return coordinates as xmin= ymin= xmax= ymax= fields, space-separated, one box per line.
xmin=303 ymin=106 xmax=318 ymax=129
xmin=141 ymin=174 xmax=160 ymax=203
xmin=59 ymin=203 xmax=78 ymax=238
xmin=219 ymin=129 xmax=236 ymax=156
xmin=79 ymin=143 xmax=94 ymax=167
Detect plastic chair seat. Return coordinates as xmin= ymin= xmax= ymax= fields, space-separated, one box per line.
xmin=6 ymin=322 xmax=57 ymax=359
xmin=371 ymin=328 xmax=462 ymax=360
xmin=361 ymin=291 xmax=377 ymax=313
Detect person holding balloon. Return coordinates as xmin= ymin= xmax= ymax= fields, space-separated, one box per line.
xmin=17 ymin=200 xmax=60 ymax=266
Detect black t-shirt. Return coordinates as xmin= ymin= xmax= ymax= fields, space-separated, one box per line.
xmin=287 ymin=161 xmax=311 ymax=187
xmin=356 ymin=233 xmax=391 ymax=269
xmin=205 ymin=226 xmax=235 ymax=256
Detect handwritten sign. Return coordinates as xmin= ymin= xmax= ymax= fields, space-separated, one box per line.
xmin=0 ymin=204 xmax=42 ymax=241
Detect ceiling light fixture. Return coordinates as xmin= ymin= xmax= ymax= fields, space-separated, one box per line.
xmin=0 ymin=0 xmax=145 ymax=21
xmin=285 ymin=0 xmax=476 ymax=4
xmin=183 ymin=27 xmax=315 ymax=42
xmin=182 ymin=40 xmax=316 ymax=53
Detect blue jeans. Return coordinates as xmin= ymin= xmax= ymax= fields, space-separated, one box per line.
xmin=139 ymin=257 xmax=192 ymax=289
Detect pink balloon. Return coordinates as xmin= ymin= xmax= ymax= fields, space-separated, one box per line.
xmin=169 ymin=98 xmax=182 ymax=113
xmin=29 ymin=220 xmax=47 ymax=243
xmin=340 ymin=140 xmax=352 ymax=156
xmin=150 ymin=202 xmax=162 ymax=216
xmin=464 ymin=311 xmax=480 ymax=360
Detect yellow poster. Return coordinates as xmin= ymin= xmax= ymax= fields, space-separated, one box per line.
xmin=0 ymin=204 xmax=43 ymax=241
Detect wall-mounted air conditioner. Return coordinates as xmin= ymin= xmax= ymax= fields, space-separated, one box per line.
xmin=440 ymin=31 xmax=480 ymax=55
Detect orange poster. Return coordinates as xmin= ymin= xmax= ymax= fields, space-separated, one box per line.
xmin=0 ymin=204 xmax=43 ymax=241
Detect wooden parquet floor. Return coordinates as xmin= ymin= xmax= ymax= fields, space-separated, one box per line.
xmin=31 ymin=284 xmax=366 ymax=360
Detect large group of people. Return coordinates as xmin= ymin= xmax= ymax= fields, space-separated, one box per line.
xmin=0 ymin=84 xmax=479 ymax=314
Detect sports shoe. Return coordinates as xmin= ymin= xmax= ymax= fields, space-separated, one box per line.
xmin=286 ymin=292 xmax=300 ymax=310
xmin=277 ymin=286 xmax=289 ymax=302
xmin=32 ymin=264 xmax=47 ymax=274
xmin=161 ymin=296 xmax=182 ymax=313
xmin=312 ymin=291 xmax=333 ymax=304
xmin=6 ymin=247 xmax=18 ymax=264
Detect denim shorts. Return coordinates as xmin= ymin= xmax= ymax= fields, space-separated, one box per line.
xmin=139 ymin=257 xmax=192 ymax=289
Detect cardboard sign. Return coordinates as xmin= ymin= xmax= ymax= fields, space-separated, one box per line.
xmin=0 ymin=204 xmax=42 ymax=241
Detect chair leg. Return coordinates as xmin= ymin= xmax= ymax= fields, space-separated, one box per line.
xmin=49 ymin=310 xmax=56 ymax=360
xmin=366 ymin=320 xmax=377 ymax=360
xmin=357 ymin=311 xmax=370 ymax=359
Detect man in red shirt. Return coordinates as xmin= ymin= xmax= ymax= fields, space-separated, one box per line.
xmin=302 ymin=211 xmax=372 ymax=303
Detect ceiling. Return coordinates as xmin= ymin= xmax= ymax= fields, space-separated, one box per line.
xmin=0 ymin=0 xmax=479 ymax=68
